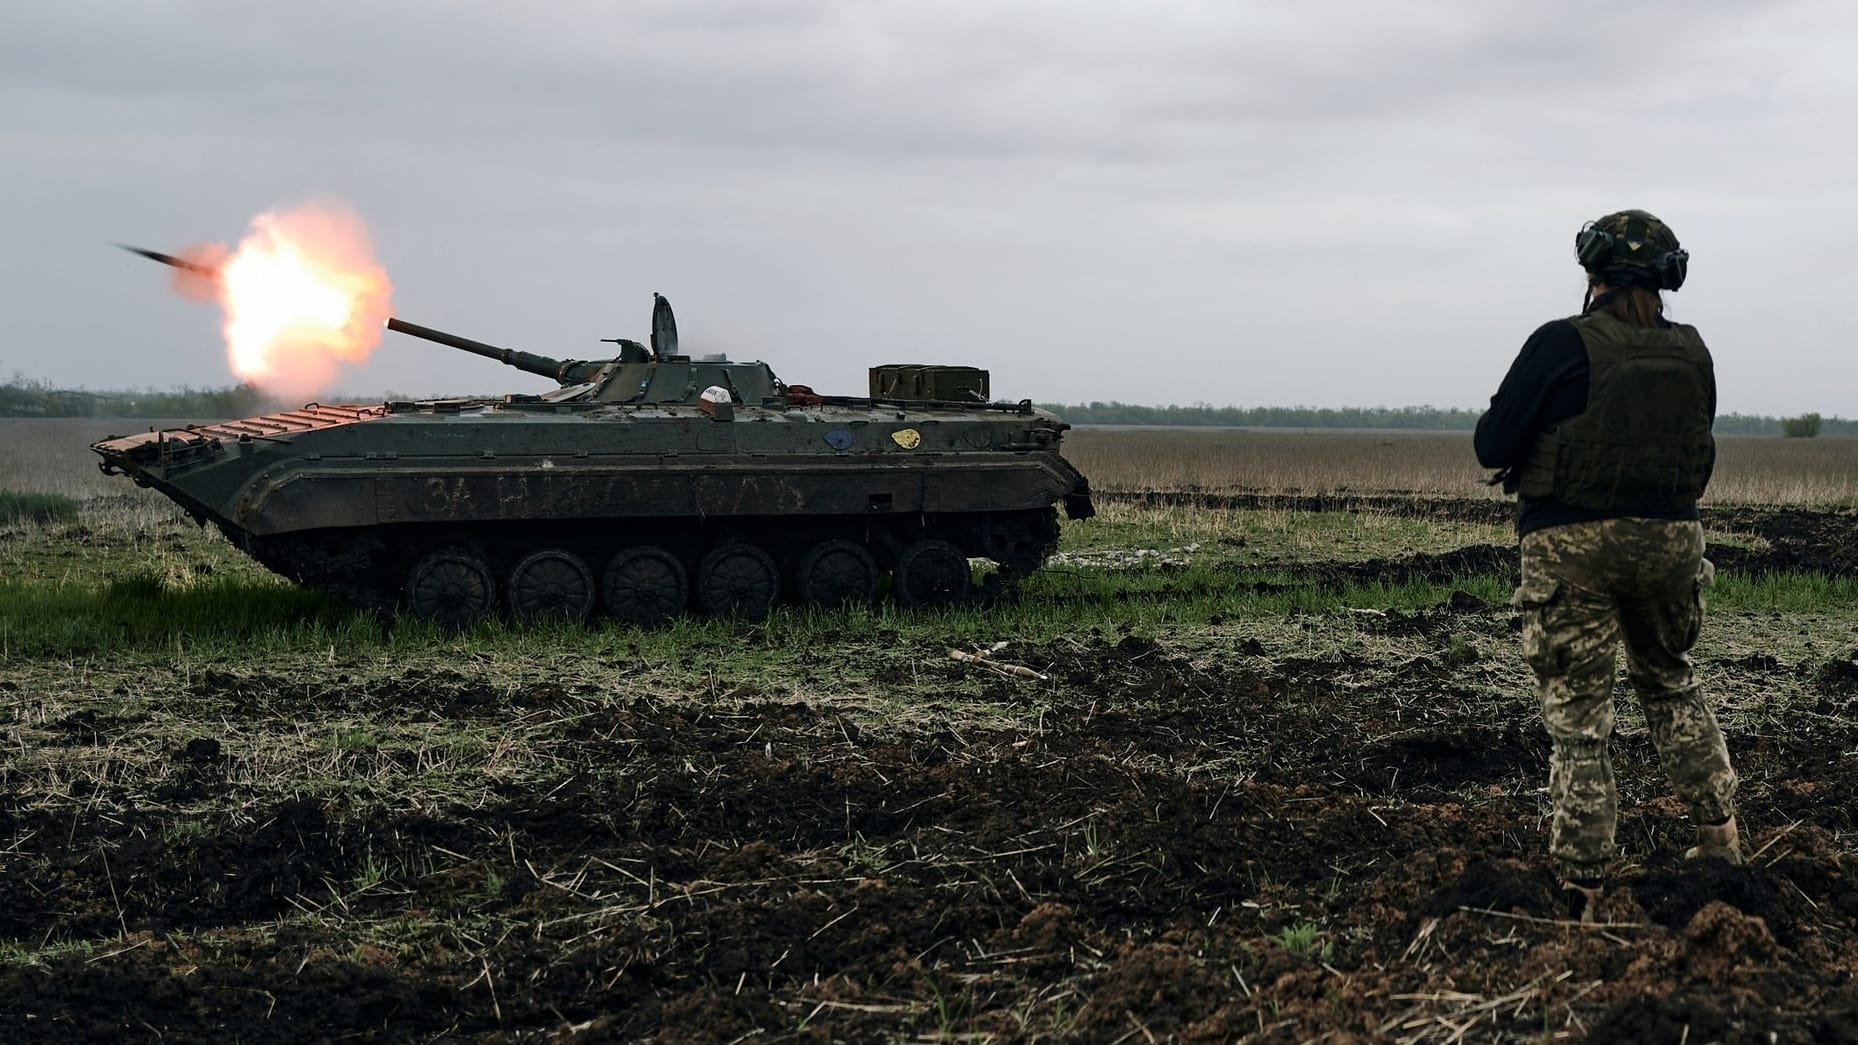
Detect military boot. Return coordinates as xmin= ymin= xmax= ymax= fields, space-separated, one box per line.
xmin=1684 ymin=817 xmax=1745 ymax=865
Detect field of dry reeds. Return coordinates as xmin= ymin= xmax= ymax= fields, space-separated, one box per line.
xmin=1065 ymin=427 xmax=1858 ymax=506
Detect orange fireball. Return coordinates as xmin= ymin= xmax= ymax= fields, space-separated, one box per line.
xmin=155 ymin=202 xmax=394 ymax=399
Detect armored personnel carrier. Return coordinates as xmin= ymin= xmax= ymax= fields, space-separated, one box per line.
xmin=93 ymin=294 xmax=1094 ymax=624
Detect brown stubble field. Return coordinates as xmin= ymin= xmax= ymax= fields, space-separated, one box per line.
xmin=2 ymin=417 xmax=1857 ymax=1042
xmin=1065 ymin=426 xmax=1858 ymax=505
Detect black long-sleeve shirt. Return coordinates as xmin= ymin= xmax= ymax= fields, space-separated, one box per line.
xmin=1474 ymin=314 xmax=1714 ymax=535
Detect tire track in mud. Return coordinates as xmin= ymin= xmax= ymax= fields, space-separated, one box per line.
xmin=5 ymin=639 xmax=1857 ymax=1041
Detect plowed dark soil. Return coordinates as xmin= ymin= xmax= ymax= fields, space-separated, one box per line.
xmin=4 ymin=504 xmax=1857 ymax=1041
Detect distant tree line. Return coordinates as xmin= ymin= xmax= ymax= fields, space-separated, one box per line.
xmin=0 ymin=376 xmax=278 ymax=419
xmin=1779 ymin=413 xmax=1822 ymax=438
xmin=1 ymin=376 xmax=1851 ymax=435
xmin=1041 ymin=401 xmax=1858 ymax=436
xmin=1040 ymin=402 xmax=1487 ymax=430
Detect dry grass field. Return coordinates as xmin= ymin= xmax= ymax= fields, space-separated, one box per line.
xmin=3 ymin=416 xmax=1857 ymax=1042
xmin=0 ymin=418 xmax=208 ymax=532
xmin=1065 ymin=427 xmax=1858 ymax=506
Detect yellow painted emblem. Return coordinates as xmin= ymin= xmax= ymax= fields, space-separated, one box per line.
xmin=891 ymin=428 xmax=921 ymax=449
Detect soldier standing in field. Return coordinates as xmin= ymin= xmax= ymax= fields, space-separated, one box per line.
xmin=1474 ymin=210 xmax=1743 ymax=922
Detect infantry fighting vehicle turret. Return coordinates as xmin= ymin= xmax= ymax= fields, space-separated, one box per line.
xmin=92 ymin=294 xmax=1093 ymax=624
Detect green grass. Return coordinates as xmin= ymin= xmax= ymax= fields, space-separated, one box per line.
xmin=0 ymin=490 xmax=78 ymax=525
xmin=0 ymin=562 xmax=1520 ymax=662
xmin=1276 ymin=921 xmax=1334 ymax=962
xmin=2 ymin=511 xmax=1853 ymax=662
xmin=0 ymin=492 xmax=1849 ymax=684
xmin=0 ymin=570 xmax=376 ymax=658
xmin=1710 ymin=570 xmax=1858 ymax=614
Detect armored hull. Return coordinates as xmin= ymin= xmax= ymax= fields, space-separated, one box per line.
xmin=93 ymin=305 xmax=1092 ymax=623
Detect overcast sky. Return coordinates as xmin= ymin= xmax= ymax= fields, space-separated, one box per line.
xmin=5 ymin=0 xmax=1857 ymax=415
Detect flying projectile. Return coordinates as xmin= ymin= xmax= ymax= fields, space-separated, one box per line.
xmin=114 ymin=243 xmax=218 ymax=276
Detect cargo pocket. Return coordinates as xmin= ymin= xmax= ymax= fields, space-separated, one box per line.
xmin=1677 ymin=558 xmax=1714 ymax=652
xmin=1513 ymin=573 xmax=1564 ymax=677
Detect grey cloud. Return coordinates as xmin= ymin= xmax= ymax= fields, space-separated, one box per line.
xmin=3 ymin=1 xmax=1856 ymax=415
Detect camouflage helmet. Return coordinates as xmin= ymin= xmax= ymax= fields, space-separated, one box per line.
xmin=1574 ymin=209 xmax=1689 ymax=291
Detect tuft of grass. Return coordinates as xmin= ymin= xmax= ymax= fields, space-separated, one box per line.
xmin=1442 ymin=635 xmax=1481 ymax=667
xmin=105 ymin=569 xmax=167 ymax=600
xmin=1277 ymin=921 xmax=1334 ymax=962
xmin=0 ymin=490 xmax=78 ymax=525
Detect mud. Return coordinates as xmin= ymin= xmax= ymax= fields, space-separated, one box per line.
xmin=6 ymin=496 xmax=1857 ymax=1040
xmin=4 ymin=626 xmax=1856 ymax=1043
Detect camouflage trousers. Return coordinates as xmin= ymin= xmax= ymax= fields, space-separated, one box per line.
xmin=1514 ymin=518 xmax=1738 ymax=879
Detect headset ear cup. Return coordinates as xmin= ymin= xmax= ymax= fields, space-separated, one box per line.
xmin=1657 ymin=248 xmax=1689 ymax=291
xmin=1575 ymin=224 xmax=1613 ymax=270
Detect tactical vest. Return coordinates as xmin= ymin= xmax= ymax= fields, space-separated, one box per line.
xmin=1516 ymin=310 xmax=1715 ymax=512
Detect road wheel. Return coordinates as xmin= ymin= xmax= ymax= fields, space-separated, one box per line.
xmin=795 ymin=539 xmax=879 ymax=609
xmin=892 ymin=539 xmax=971 ymax=607
xmin=405 ymin=550 xmax=496 ymax=627
xmin=697 ymin=543 xmax=780 ymax=618
xmin=508 ymin=549 xmax=596 ymax=622
xmin=603 ymin=546 xmax=689 ymax=625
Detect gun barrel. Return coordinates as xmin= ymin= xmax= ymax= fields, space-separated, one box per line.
xmin=385 ymin=317 xmax=569 ymax=381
